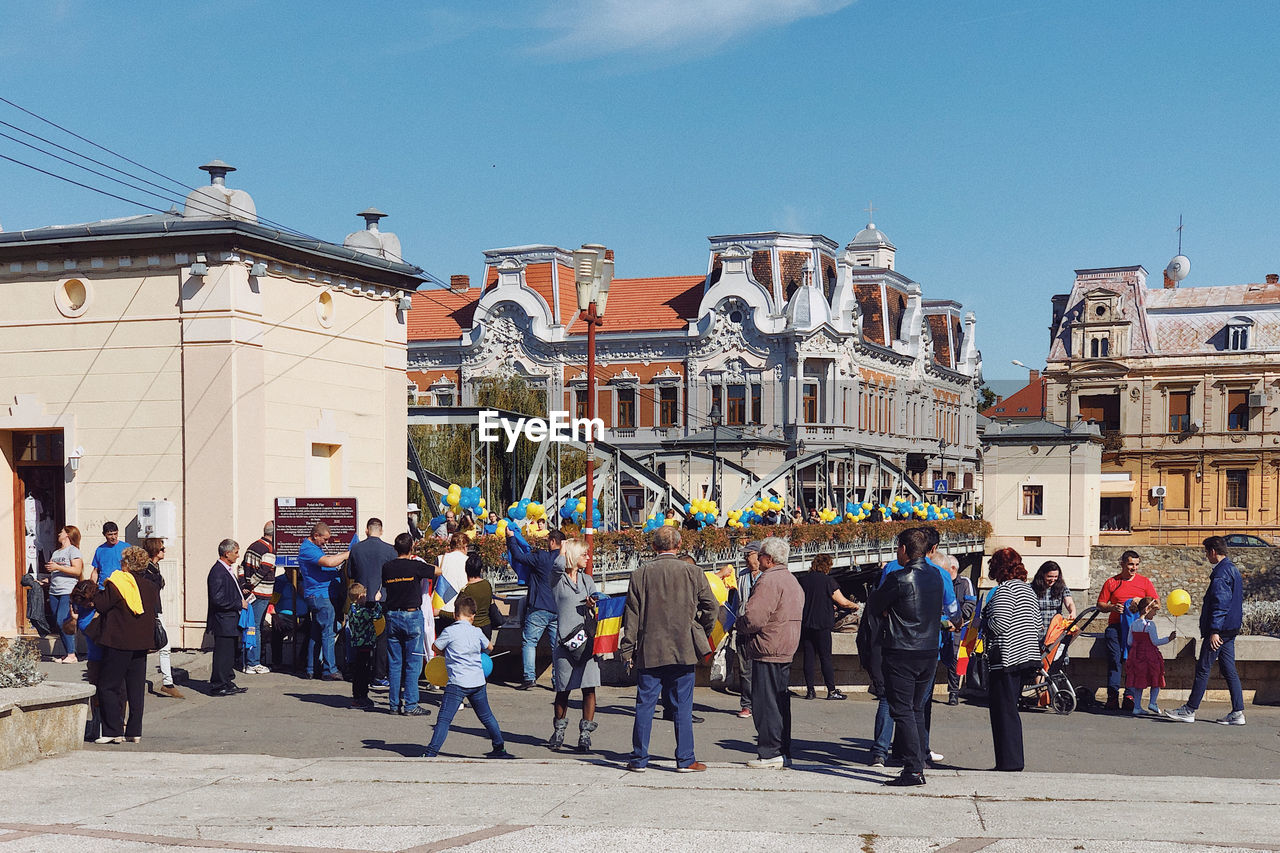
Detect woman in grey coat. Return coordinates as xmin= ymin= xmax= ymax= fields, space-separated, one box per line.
xmin=548 ymin=538 xmax=600 ymax=752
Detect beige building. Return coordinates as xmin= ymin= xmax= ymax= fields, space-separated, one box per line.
xmin=0 ymin=163 xmax=425 ymax=643
xmin=982 ymin=420 xmax=1102 ymax=589
xmin=1044 ymin=261 xmax=1280 ymax=546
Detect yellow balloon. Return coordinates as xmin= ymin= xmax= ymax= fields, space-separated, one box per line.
xmin=1166 ymin=588 xmax=1191 ymax=617
xmin=424 ymin=655 xmax=448 ymax=687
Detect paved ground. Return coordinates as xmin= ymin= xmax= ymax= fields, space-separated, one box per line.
xmin=4 ymin=652 xmax=1275 ymax=852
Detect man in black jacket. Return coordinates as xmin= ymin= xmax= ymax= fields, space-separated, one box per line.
xmin=867 ymin=527 xmax=942 ymax=786
xmin=207 ymin=538 xmax=248 ymax=696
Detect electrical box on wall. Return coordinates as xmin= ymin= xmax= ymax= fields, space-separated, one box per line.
xmin=137 ymin=499 xmax=176 ymax=539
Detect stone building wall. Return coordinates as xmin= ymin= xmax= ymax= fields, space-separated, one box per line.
xmin=1089 ymin=546 xmax=1280 ymax=614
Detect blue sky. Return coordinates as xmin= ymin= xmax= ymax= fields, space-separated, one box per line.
xmin=3 ymin=1 xmax=1278 ymax=382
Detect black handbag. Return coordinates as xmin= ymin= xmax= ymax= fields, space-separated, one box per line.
xmin=559 ymin=600 xmax=599 ymax=666
xmin=153 ymin=617 xmax=168 ymax=652
xmin=488 ymin=602 xmax=506 ymax=629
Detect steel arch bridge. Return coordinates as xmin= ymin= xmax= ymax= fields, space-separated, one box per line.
xmin=407 ymin=407 xmax=924 ymax=526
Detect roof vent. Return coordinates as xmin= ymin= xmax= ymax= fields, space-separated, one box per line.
xmin=183 ymin=160 xmax=257 ymax=222
xmin=1267 ymin=273 xmax=1279 ymax=284
xmin=344 ymin=208 xmax=403 ymax=262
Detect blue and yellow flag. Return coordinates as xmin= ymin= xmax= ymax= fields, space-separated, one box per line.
xmin=593 ymin=596 xmax=626 ymax=655
xmin=431 ymin=573 xmax=460 ymax=613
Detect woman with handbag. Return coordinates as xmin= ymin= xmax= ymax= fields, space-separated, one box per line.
xmin=93 ymin=545 xmax=161 ymax=744
xmin=981 ymin=547 xmax=1043 ymax=772
xmin=142 ymin=538 xmax=182 ymax=698
xmin=548 ymin=538 xmax=600 ymax=753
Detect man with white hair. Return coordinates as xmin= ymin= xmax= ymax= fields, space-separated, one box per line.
xmin=941 ymin=553 xmax=976 ymax=706
xmin=737 ymin=536 xmax=803 ymax=769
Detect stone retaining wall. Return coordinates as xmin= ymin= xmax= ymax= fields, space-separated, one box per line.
xmin=1089 ymin=546 xmax=1280 ymax=613
xmin=0 ymin=681 xmax=94 ymax=768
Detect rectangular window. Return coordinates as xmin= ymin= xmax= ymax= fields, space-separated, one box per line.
xmin=1021 ymin=485 xmax=1044 ymax=516
xmin=1078 ymin=393 xmax=1120 ymax=431
xmin=751 ymin=384 xmax=762 ymax=424
xmin=726 ymin=384 xmax=747 ymax=426
xmin=1227 ymin=390 xmax=1249 ymax=431
xmin=659 ymin=387 xmax=678 ymax=427
xmin=617 ymin=388 xmax=636 ymax=428
xmin=574 ymin=389 xmax=587 ymax=420
xmin=1228 ymin=325 xmax=1249 ymax=351
xmin=436 ymin=392 xmax=454 ymax=407
xmin=803 ymin=382 xmax=819 ymax=422
xmin=1226 ymin=469 xmax=1248 ymax=509
xmin=1168 ymin=391 xmax=1191 ymax=433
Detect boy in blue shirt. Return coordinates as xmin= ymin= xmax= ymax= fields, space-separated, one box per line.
xmin=423 ymin=595 xmax=513 ymax=759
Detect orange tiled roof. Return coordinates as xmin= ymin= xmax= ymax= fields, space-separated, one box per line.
xmin=572 ymin=275 xmax=705 ymax=334
xmin=407 ymin=288 xmax=481 ymax=341
xmin=982 ymin=377 xmax=1048 ymax=419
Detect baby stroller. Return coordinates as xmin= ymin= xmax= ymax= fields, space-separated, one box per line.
xmin=1020 ymin=606 xmax=1104 ymax=715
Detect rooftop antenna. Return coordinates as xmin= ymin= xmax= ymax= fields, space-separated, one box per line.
xmin=1164 ymin=215 xmax=1190 ymax=288
xmin=1176 ymin=213 xmax=1183 ymax=254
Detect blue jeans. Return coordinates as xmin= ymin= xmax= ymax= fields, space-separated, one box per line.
xmin=1186 ymin=634 xmax=1244 ymax=713
xmin=521 ymin=608 xmax=557 ymax=683
xmin=244 ymin=596 xmax=270 ymax=668
xmin=424 ymin=683 xmax=504 ymax=756
xmin=630 ymin=664 xmax=696 ymax=768
xmin=873 ymin=696 xmax=894 ymax=759
xmin=1104 ymin=623 xmax=1124 ymax=693
xmin=305 ymin=591 xmax=338 ymax=677
xmin=386 ymin=611 xmax=424 ymax=712
xmin=50 ymin=593 xmax=75 ymax=657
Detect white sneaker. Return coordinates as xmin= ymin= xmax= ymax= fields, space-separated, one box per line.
xmin=929 ymin=751 xmax=944 ymax=763
xmin=252 ymin=664 xmax=271 ymax=674
xmin=746 ymin=756 xmax=784 ymax=769
xmin=1165 ymin=705 xmax=1196 ymax=723
xmin=1216 ymin=710 xmax=1246 ymax=726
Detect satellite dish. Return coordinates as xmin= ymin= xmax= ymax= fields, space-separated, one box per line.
xmin=1165 ymin=254 xmax=1191 ymax=282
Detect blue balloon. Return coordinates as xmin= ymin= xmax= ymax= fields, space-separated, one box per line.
xmin=481 ymin=653 xmax=493 ymax=678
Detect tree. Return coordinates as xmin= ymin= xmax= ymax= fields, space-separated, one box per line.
xmin=978 ymin=384 xmax=998 ymax=411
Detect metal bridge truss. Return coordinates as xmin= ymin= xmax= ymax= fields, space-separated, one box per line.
xmin=408 ymin=407 xmax=925 ymax=531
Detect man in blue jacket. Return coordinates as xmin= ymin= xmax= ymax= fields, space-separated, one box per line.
xmin=1167 ymin=536 xmax=1245 ymax=725
xmin=507 ymin=527 xmax=564 ymax=690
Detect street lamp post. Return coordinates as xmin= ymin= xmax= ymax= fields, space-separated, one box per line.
xmin=709 ymin=400 xmax=722 ymax=510
xmin=573 ymin=244 xmax=613 ymax=576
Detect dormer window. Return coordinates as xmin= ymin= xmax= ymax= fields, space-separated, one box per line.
xmin=1088 ymin=335 xmax=1110 ymax=358
xmin=1227 ymin=316 xmax=1252 ymax=351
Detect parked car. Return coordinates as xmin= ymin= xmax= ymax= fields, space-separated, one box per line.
xmin=1224 ymin=533 xmax=1275 ymax=548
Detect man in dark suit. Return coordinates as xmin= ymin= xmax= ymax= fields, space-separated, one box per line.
xmin=208 ymin=538 xmax=248 ymax=696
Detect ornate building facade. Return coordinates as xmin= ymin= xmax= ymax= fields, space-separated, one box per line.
xmin=407 ymin=224 xmax=982 ymax=519
xmin=1044 ymin=261 xmax=1280 ymax=545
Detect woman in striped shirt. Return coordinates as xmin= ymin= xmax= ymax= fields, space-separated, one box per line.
xmin=981 ymin=548 xmax=1043 ymax=772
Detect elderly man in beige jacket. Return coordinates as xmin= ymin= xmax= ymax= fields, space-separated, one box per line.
xmin=619 ymin=525 xmax=717 ymax=773
xmin=738 ymin=536 xmax=803 ymax=769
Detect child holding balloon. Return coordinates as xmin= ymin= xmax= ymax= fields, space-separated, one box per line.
xmin=1125 ymin=597 xmax=1175 ymax=716
xmin=422 ymin=594 xmax=512 ymax=759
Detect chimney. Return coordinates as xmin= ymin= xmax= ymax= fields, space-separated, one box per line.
xmin=1029 ymin=369 xmax=1040 ymax=382
xmin=1267 ymin=273 xmax=1279 ymax=284
xmin=1163 ymin=271 xmax=1177 ymax=289
xmin=604 ymin=249 xmax=614 ymax=261
xmin=450 ymin=274 xmax=470 ymax=292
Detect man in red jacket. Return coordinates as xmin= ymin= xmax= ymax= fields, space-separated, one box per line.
xmin=738 ymin=536 xmax=803 ymax=769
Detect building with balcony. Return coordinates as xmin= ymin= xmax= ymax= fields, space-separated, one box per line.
xmin=407 ymin=224 xmax=982 ymax=518
xmin=1043 ymin=260 xmax=1280 ymax=545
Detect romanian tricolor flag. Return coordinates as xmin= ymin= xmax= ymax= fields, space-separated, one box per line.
xmin=955 ymin=596 xmax=982 ymax=677
xmin=592 ymin=596 xmax=626 ymax=655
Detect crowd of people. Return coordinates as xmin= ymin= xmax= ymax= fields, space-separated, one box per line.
xmin=38 ymin=510 xmax=1247 ymax=777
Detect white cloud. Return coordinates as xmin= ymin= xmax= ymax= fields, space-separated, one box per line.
xmin=534 ymin=0 xmax=853 ymax=58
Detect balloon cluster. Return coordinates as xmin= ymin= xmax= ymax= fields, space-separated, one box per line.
xmin=444 ymin=483 xmax=486 ymax=513
xmin=684 ymin=498 xmax=719 ymax=529
xmin=507 ymin=498 xmax=545 ymax=522
xmin=848 ymin=496 xmax=956 ymax=522
xmin=560 ymin=495 xmax=602 ymax=527
xmin=641 ymin=512 xmax=673 ymax=531
xmin=817 ymin=507 xmax=841 ymax=524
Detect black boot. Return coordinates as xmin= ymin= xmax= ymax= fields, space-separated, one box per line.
xmin=547 ymin=718 xmax=568 ymax=751
xmin=576 ymin=719 xmax=598 ymax=752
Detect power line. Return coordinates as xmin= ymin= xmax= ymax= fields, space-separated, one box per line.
xmin=0 ymin=152 xmax=173 ymax=215
xmin=0 ymin=97 xmax=325 ymax=241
